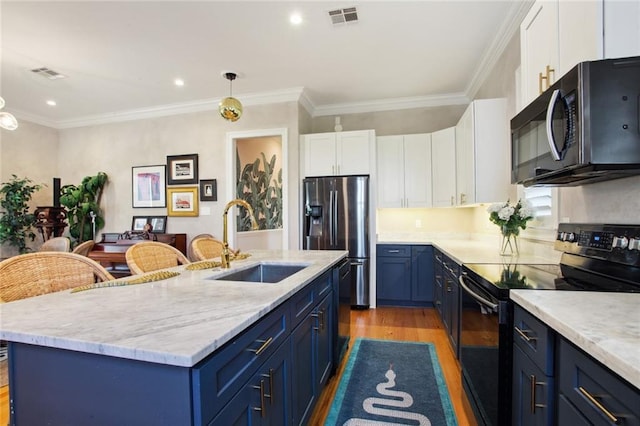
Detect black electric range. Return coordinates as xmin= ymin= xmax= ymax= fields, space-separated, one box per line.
xmin=458 ymin=223 xmax=640 ymax=426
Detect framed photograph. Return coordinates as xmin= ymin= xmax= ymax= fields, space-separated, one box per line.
xmin=167 ymin=186 xmax=199 ymax=217
xmin=148 ymin=216 xmax=167 ymax=233
xmin=200 ymin=179 xmax=217 ymax=201
xmin=132 ymin=165 xmax=166 ymax=208
xmin=167 ymin=154 xmax=198 ymax=185
xmin=131 ymin=216 xmax=148 ymax=231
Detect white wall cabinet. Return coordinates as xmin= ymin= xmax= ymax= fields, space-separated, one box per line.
xmin=431 ymin=127 xmax=456 ymax=207
xmin=301 ymin=130 xmax=375 ymax=177
xmin=377 ymin=133 xmax=432 ymax=208
xmin=520 ymin=0 xmax=640 ymax=107
xmin=455 ymin=98 xmax=509 ymax=206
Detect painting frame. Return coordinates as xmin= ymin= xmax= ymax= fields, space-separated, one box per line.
xmin=132 ymin=165 xmax=166 ymax=208
xmin=167 ymin=153 xmax=199 ymax=185
xmin=167 ymin=186 xmax=199 ymax=217
xmin=148 ymin=215 xmax=167 ymax=233
xmin=131 ymin=216 xmax=149 ymax=231
xmin=199 ymin=179 xmax=217 ymax=202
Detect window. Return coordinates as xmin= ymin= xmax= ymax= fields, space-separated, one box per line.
xmin=519 ymin=185 xmax=559 ymax=239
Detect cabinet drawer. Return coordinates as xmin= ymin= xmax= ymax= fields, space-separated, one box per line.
xmin=513 ymin=305 xmax=555 ymax=375
xmin=558 ymin=338 xmax=640 ymax=425
xmin=192 ymin=303 xmax=290 ymax=425
xmin=291 ymin=280 xmax=317 ymax=329
xmin=316 ymin=270 xmax=332 ymax=299
xmin=377 ymin=245 xmax=411 ymax=257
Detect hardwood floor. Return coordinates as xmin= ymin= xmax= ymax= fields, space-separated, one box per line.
xmin=0 ymin=307 xmax=476 ymax=426
xmin=309 ymin=306 xmax=477 ymax=425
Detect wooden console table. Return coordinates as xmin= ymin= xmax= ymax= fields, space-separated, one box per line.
xmin=89 ymin=233 xmax=187 ymax=278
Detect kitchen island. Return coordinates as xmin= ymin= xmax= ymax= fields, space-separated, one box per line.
xmin=0 ymin=249 xmax=347 ymax=425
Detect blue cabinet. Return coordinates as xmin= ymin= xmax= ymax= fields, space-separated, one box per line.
xmin=291 ymin=272 xmax=334 ymax=426
xmin=376 ymin=244 xmax=434 ymax=306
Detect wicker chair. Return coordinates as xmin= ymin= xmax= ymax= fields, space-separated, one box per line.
xmin=125 ymin=241 xmax=190 ymax=275
xmin=0 ymin=252 xmax=115 ymax=302
xmin=190 ymin=237 xmax=225 ymax=261
xmin=72 ymin=240 xmax=95 ymax=257
xmin=187 ymin=233 xmax=215 ymax=261
xmin=39 ymin=236 xmax=71 ymax=252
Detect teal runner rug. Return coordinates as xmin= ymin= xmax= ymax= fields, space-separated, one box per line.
xmin=325 ymin=338 xmax=458 ymax=426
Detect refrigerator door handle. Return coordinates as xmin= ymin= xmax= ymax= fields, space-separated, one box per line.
xmin=329 ymin=189 xmax=335 ymax=246
xmin=332 ymin=190 xmax=338 ymax=247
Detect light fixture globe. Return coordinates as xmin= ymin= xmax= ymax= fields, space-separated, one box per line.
xmin=219 ymin=72 xmax=242 ymax=122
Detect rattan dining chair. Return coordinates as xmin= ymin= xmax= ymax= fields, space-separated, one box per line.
xmin=190 ymin=237 xmax=225 ymax=261
xmin=187 ymin=233 xmax=215 ymax=261
xmin=72 ymin=240 xmax=95 ymax=257
xmin=39 ymin=236 xmax=71 ymax=252
xmin=0 ymin=252 xmax=115 ymax=303
xmin=125 ymin=241 xmax=190 ymax=275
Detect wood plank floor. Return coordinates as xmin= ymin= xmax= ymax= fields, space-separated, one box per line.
xmin=0 ymin=307 xmax=476 ymax=426
xmin=309 ymin=306 xmax=477 ymax=425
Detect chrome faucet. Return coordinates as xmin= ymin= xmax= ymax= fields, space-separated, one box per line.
xmin=221 ymin=198 xmax=258 ymax=268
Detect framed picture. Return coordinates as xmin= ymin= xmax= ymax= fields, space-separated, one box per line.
xmin=132 ymin=165 xmax=166 ymax=208
xmin=167 ymin=154 xmax=198 ymax=185
xmin=131 ymin=216 xmax=148 ymax=231
xmin=148 ymin=215 xmax=167 ymax=233
xmin=200 ymin=179 xmax=217 ymax=201
xmin=167 ymin=186 xmax=199 ymax=217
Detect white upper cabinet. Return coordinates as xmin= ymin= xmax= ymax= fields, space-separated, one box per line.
xmin=431 ymin=127 xmax=456 ymax=208
xmin=520 ymin=0 xmax=640 ymax=107
xmin=455 ymin=98 xmax=510 ymax=206
xmin=302 ymin=130 xmax=375 ymax=177
xmin=377 ymin=133 xmax=432 ymax=208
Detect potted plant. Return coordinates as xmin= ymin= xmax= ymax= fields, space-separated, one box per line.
xmin=0 ymin=175 xmax=43 ymax=254
xmin=59 ymin=172 xmax=108 ymax=246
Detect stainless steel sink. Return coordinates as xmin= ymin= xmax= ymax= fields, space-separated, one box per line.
xmin=211 ymin=263 xmax=308 ymax=283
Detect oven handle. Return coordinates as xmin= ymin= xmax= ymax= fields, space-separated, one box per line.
xmin=459 ymin=273 xmax=498 ymax=310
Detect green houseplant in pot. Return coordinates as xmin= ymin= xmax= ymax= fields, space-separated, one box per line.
xmin=0 ymin=175 xmax=43 ymax=254
xmin=59 ymin=172 xmax=108 ymax=246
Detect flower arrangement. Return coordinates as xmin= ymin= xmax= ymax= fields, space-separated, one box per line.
xmin=487 ymin=199 xmax=534 ymax=255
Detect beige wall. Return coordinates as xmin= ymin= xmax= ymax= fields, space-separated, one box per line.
xmin=1 ymin=121 xmax=59 ymax=257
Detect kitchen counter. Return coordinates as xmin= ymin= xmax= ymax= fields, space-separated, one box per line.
xmin=377 ymin=233 xmax=562 ymax=264
xmin=0 ymin=249 xmax=346 ymax=367
xmin=511 ymin=290 xmax=640 ymax=389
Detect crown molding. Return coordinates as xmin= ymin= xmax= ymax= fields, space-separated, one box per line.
xmin=312 ymin=93 xmax=470 ymax=117
xmin=465 ymin=0 xmax=534 ymax=99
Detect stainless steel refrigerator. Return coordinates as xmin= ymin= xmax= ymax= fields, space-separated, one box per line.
xmin=302 ymin=175 xmax=370 ymax=308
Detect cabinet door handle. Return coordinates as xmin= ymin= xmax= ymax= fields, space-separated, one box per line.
xmin=320 ymin=309 xmax=325 ymax=330
xmin=539 ymin=72 xmax=548 ymax=95
xmin=387 ymin=250 xmax=400 ymax=253
xmin=529 ymin=375 xmax=546 ymax=414
xmin=545 ymin=65 xmax=555 ymax=89
xmin=514 ymin=326 xmax=537 ymax=343
xmin=252 ymin=379 xmax=266 ymax=418
xmin=460 ymin=193 xmax=466 ymax=204
xmin=249 ymin=337 xmax=273 ymax=356
xmin=578 ymin=386 xmax=619 ymax=424
xmin=261 ymin=368 xmax=275 ymax=405
xmin=450 ymin=196 xmax=455 ymax=206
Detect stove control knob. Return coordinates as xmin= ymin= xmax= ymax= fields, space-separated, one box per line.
xmin=612 ymin=236 xmax=629 ymax=249
xmin=564 ymin=232 xmax=576 ymax=242
xmin=628 ymin=237 xmax=640 ymax=251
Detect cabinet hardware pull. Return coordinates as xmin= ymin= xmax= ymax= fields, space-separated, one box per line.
xmin=388 ymin=250 xmax=400 ymax=253
xmin=529 ymin=375 xmax=546 ymax=414
xmin=249 ymin=337 xmax=273 ymax=356
xmin=319 ymin=309 xmax=325 ymax=330
xmin=261 ymin=368 xmax=275 ymax=404
xmin=460 ymin=193 xmax=466 ymax=204
xmin=545 ymin=65 xmax=555 ymax=89
xmin=578 ymin=386 xmax=619 ymax=424
xmin=450 ymin=196 xmax=454 ymax=206
xmin=252 ymin=379 xmax=266 ymax=418
xmin=514 ymin=326 xmax=537 ymax=343
xmin=539 ymin=72 xmax=548 ymax=95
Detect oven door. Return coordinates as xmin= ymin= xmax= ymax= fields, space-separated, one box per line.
xmin=459 ymin=271 xmax=512 ymax=426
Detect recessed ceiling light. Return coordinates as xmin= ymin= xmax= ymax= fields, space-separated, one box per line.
xmin=174 ymin=78 xmax=185 ymax=87
xmin=46 ymin=100 xmax=57 ymax=106
xmin=290 ymin=13 xmax=303 ymax=25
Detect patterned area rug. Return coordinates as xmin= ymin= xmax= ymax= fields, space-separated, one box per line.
xmin=325 ymin=338 xmax=458 ymax=426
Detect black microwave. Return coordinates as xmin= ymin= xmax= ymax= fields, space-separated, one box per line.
xmin=511 ymin=56 xmax=640 ymax=187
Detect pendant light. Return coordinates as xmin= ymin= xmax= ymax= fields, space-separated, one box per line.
xmin=0 ymin=96 xmax=18 ymax=131
xmin=219 ymin=72 xmax=242 ymax=122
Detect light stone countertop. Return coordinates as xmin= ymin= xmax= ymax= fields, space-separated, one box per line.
xmin=0 ymin=249 xmax=347 ymax=368
xmin=511 ymin=290 xmax=640 ymax=389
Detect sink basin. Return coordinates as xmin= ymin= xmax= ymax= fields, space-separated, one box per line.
xmin=212 ymin=263 xmax=308 ymax=283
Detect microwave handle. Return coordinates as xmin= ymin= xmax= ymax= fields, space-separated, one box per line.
xmin=545 ymin=89 xmax=563 ymax=161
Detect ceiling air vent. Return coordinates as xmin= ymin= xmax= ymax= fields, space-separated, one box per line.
xmin=31 ymin=67 xmax=67 ymax=80
xmin=328 ymin=7 xmax=358 ymax=25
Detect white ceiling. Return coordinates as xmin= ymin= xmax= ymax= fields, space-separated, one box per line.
xmin=1 ymin=1 xmax=531 ymax=129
